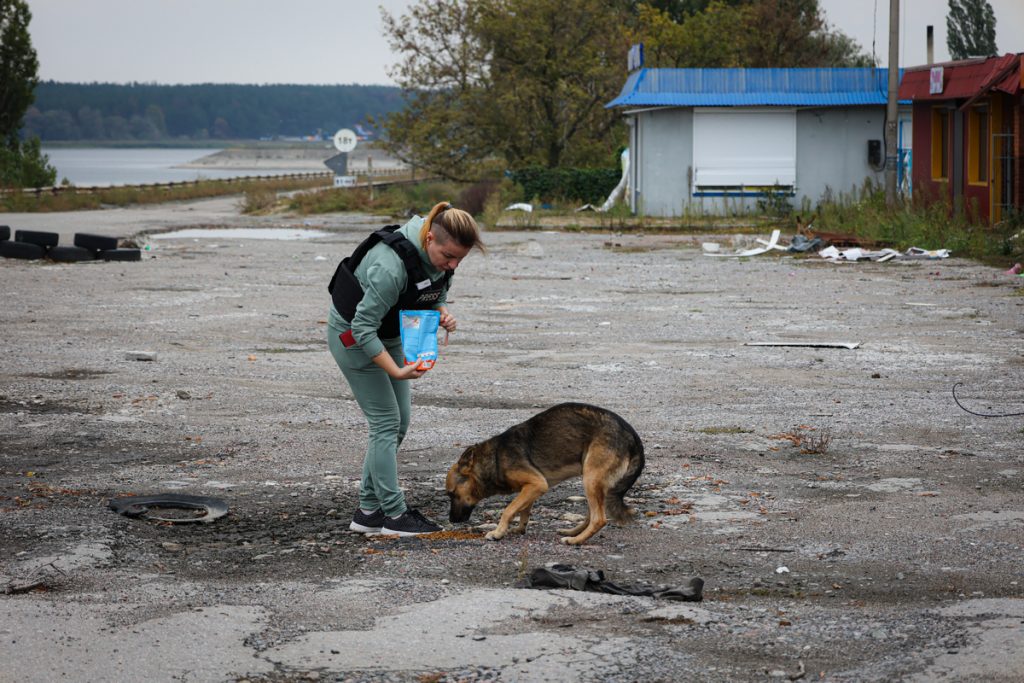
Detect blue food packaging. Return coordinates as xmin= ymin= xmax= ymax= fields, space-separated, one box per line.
xmin=399 ymin=309 xmax=440 ymax=369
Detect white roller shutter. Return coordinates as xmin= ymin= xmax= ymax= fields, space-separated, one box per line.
xmin=692 ymin=109 xmax=796 ymax=190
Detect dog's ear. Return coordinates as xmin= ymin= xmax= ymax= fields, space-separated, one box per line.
xmin=457 ymin=445 xmax=477 ymax=473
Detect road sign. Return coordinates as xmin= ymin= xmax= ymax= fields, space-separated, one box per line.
xmin=324 ymin=152 xmax=349 ymax=175
xmin=333 ymin=128 xmax=357 ymax=153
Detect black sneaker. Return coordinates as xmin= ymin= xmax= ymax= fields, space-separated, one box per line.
xmin=349 ymin=508 xmax=386 ymax=535
xmin=379 ymin=508 xmax=442 ymax=537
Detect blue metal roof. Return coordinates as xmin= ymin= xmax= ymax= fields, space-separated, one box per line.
xmin=606 ymin=68 xmax=906 ymax=108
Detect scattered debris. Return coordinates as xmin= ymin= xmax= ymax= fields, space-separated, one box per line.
xmin=818 ymin=246 xmax=900 ymax=262
xmin=704 ymin=229 xmax=782 ymax=258
xmin=124 ymin=351 xmax=157 ymax=361
xmin=816 ymin=245 xmax=952 ymax=262
xmin=2 ymin=562 xmax=64 ymax=595
xmin=107 ymin=493 xmax=229 ymax=524
xmin=796 ymin=213 xmax=873 ymax=249
xmin=516 ymin=563 xmax=703 ymax=601
xmin=902 ymin=246 xmax=951 ymax=259
xmin=787 ymin=234 xmax=823 ymax=252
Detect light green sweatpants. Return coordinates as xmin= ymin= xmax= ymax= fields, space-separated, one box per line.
xmin=327 ymin=322 xmax=411 ymax=517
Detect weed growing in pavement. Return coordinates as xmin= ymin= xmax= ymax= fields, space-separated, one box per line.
xmin=799 ymin=430 xmax=833 ymax=455
xmin=517 ymin=546 xmax=530 ymax=582
xmin=239 ymin=187 xmax=280 ymax=214
xmin=768 ymin=426 xmax=833 ymax=455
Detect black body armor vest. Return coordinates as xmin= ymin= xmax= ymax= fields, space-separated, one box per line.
xmin=328 ymin=225 xmax=453 ymax=339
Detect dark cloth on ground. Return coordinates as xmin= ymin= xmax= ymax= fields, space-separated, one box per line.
xmin=516 ymin=563 xmax=704 ymax=601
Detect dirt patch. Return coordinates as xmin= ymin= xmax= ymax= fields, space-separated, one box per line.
xmin=22 ymin=368 xmax=114 ymax=381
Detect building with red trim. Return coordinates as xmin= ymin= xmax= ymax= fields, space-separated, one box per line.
xmin=899 ymin=54 xmax=1023 ymax=223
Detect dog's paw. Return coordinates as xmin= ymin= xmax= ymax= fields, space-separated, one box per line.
xmin=484 ymin=530 xmax=504 ymax=541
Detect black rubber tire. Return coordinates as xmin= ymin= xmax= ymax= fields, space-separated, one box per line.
xmin=1 ymin=240 xmax=45 ymax=260
xmin=15 ymin=229 xmax=60 ymax=248
xmin=98 ymin=248 xmax=142 ymax=262
xmin=74 ymin=232 xmax=119 ymax=251
xmin=107 ymin=494 xmax=229 ymax=524
xmin=0 ymin=225 xmax=10 ymax=241
xmin=48 ymin=245 xmax=97 ymax=262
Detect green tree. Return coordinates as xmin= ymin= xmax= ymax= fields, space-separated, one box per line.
xmin=634 ymin=0 xmax=873 ymax=68
xmin=631 ymin=1 xmax=748 ymax=67
xmin=379 ymin=0 xmax=629 ymax=180
xmin=946 ymin=0 xmax=997 ymax=60
xmin=629 ymin=0 xmax=747 ymax=22
xmin=733 ymin=0 xmax=874 ymax=67
xmin=0 ymin=0 xmax=55 ymax=186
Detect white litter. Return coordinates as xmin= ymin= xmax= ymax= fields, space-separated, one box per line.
xmin=818 ymin=245 xmax=948 ymax=263
xmin=504 ymin=202 xmax=533 ymax=212
xmin=705 ymin=229 xmax=782 ymax=258
xmin=903 ymin=246 xmax=951 ymax=259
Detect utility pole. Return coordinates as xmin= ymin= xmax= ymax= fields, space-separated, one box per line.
xmin=885 ymin=0 xmax=900 ymax=206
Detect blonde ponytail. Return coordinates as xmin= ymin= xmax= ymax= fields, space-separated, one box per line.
xmin=419 ymin=201 xmax=486 ymax=253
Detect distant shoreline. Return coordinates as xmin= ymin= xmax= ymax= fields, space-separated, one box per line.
xmin=178 ymin=146 xmax=403 ymax=172
xmin=41 ymin=139 xmax=337 ymax=150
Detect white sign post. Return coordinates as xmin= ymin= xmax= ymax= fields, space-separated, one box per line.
xmin=332 ymin=128 xmax=357 ymax=153
xmin=329 ymin=128 xmax=358 ymax=187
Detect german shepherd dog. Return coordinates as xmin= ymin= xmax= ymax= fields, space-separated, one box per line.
xmin=445 ymin=403 xmax=645 ymax=545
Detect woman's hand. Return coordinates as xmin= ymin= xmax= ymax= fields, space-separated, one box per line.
xmin=371 ymin=349 xmax=426 ymax=380
xmin=439 ymin=310 xmax=457 ymax=333
xmin=392 ymin=362 xmax=427 ymax=380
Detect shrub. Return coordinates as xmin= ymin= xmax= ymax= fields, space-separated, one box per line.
xmin=816 ymin=184 xmax=1022 ymax=266
xmin=456 ymin=180 xmax=498 ymax=216
xmin=508 ymin=167 xmax=620 ymax=204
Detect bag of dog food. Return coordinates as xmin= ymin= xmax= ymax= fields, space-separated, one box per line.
xmin=399 ymin=309 xmax=440 ymax=370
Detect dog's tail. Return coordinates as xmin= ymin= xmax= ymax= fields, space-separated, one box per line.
xmin=605 ymin=419 xmax=645 ymax=524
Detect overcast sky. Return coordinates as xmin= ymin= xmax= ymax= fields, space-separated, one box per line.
xmin=27 ymin=0 xmax=1024 ymax=86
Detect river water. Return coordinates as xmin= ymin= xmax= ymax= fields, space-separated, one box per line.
xmin=41 ymin=147 xmax=307 ymax=187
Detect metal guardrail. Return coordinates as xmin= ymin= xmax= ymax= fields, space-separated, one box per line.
xmin=346 ymin=167 xmax=409 ymax=177
xmin=0 ymin=167 xmax=414 ymax=198
xmin=0 ymin=171 xmax=333 ymax=198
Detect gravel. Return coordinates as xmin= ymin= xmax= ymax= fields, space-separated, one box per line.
xmin=1 ymin=197 xmax=1022 ymax=681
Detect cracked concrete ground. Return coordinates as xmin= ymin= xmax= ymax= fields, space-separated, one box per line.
xmin=1 ymin=197 xmax=1023 ymax=682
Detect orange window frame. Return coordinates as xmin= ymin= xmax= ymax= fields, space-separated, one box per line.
xmin=967 ymin=104 xmax=989 ymax=185
xmin=931 ymin=107 xmax=949 ymax=181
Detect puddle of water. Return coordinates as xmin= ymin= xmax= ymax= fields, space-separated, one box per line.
xmin=151 ymin=228 xmax=330 ymax=240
